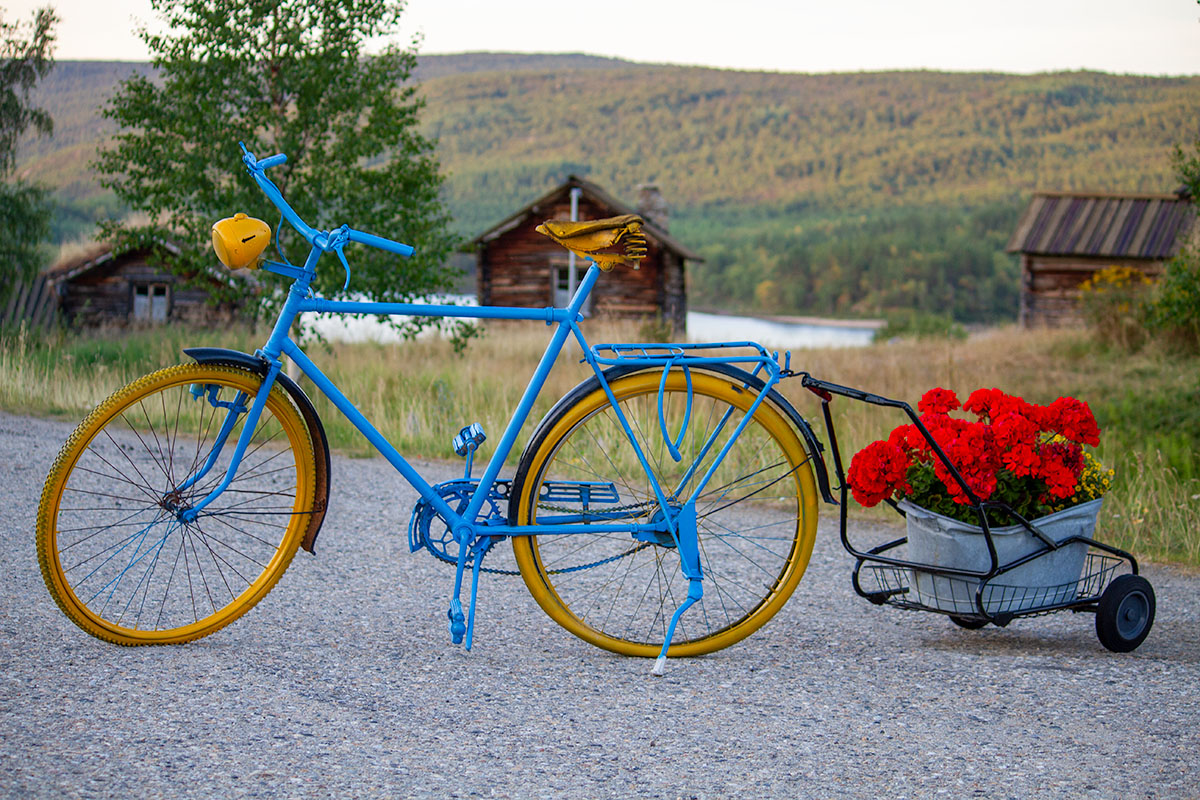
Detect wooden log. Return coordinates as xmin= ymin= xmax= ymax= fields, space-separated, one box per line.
xmin=12 ymin=281 xmax=31 ymax=324
xmin=2 ymin=279 xmax=22 ymax=326
xmin=29 ymin=276 xmax=56 ymax=329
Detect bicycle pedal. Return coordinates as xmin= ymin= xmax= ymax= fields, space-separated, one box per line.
xmin=448 ymin=600 xmax=466 ymax=645
xmin=452 ymin=423 xmax=486 ymax=457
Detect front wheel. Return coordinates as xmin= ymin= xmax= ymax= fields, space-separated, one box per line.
xmin=37 ymin=364 xmax=317 ymax=645
xmin=511 ymin=367 xmax=819 ymax=657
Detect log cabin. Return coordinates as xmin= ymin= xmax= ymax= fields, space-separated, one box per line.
xmin=44 ymin=243 xmax=242 ymax=328
xmin=1007 ymin=189 xmax=1196 ymax=327
xmin=472 ymin=176 xmax=701 ymax=333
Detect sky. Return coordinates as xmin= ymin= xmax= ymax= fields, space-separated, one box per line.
xmin=5 ymin=0 xmax=1200 ymax=75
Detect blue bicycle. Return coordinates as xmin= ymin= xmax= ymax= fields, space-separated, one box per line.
xmin=37 ymin=145 xmax=823 ymax=674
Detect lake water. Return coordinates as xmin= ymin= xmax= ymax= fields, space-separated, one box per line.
xmin=687 ymin=311 xmax=879 ymax=349
xmin=303 ymin=298 xmax=879 ymax=350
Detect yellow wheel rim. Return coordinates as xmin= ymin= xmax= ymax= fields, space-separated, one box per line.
xmin=37 ymin=365 xmax=316 ymax=645
xmin=512 ymin=370 xmax=818 ymax=658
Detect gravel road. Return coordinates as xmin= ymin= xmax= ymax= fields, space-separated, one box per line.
xmin=2 ymin=410 xmax=1198 ymax=799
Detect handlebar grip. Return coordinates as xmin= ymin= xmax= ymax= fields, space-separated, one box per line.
xmin=347 ymin=228 xmax=414 ymax=258
xmin=258 ymin=153 xmax=287 ymax=170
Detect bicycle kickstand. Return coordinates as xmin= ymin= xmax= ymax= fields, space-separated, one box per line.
xmin=652 ymin=501 xmax=703 ymax=677
xmin=464 ymin=539 xmax=486 ymax=651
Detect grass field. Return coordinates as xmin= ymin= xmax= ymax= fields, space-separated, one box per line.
xmin=4 ymin=320 xmax=1197 ymax=565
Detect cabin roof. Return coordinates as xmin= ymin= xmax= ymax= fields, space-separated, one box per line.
xmin=472 ymin=175 xmax=704 ymax=262
xmin=1006 ymin=189 xmax=1195 ymax=259
xmin=46 ymin=241 xmax=184 ymax=283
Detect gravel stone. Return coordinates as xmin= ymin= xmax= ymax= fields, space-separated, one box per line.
xmin=2 ymin=410 xmax=1198 ymax=799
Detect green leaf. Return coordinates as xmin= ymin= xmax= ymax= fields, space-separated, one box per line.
xmin=94 ymin=0 xmax=460 ymax=333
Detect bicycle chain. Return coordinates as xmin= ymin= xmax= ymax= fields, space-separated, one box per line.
xmin=447 ymin=499 xmax=660 ymax=576
xmin=535 ymin=499 xmax=657 ymax=516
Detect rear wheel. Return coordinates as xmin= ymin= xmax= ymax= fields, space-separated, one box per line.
xmin=37 ymin=364 xmax=317 ymax=645
xmin=511 ymin=367 xmax=819 ymax=657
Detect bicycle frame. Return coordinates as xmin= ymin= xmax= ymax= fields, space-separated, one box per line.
xmin=187 ymin=249 xmax=788 ymax=538
xmin=181 ymin=144 xmax=798 ymax=664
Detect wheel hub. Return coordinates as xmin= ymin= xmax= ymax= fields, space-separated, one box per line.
xmin=634 ymin=505 xmax=682 ymax=548
xmin=160 ymin=489 xmax=192 ymax=516
xmin=1116 ymin=591 xmax=1150 ymax=638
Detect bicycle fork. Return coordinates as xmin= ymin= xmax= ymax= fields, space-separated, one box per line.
xmin=176 ymin=360 xmax=284 ymax=522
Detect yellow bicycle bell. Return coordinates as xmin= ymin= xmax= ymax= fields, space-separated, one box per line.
xmin=211 ymin=213 xmax=271 ymax=270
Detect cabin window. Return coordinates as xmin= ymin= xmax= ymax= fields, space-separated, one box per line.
xmin=132 ymin=283 xmax=170 ymax=323
xmin=551 ymin=262 xmax=592 ymax=313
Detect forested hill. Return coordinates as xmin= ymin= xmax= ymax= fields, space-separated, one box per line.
xmin=422 ymin=66 xmax=1194 ymax=224
xmin=19 ymin=55 xmax=1200 ymax=322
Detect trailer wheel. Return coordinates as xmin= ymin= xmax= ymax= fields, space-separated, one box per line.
xmin=1096 ymin=574 xmax=1155 ymax=653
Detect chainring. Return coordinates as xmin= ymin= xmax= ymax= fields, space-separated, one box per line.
xmin=407 ymin=479 xmax=509 ymax=569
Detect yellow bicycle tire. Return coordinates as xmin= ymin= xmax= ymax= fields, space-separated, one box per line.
xmin=37 ymin=364 xmax=317 ymax=645
xmin=512 ymin=368 xmax=818 ymax=658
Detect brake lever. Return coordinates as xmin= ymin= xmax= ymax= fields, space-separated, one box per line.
xmin=326 ymin=224 xmax=352 ymax=292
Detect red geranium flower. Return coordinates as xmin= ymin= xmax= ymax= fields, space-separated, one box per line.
xmin=847 ymin=440 xmax=911 ymax=507
xmin=847 ymin=386 xmax=1105 ymax=524
xmin=964 ymin=387 xmax=1040 ymax=423
xmin=991 ymin=412 xmax=1041 ymax=477
xmin=1042 ymin=397 xmax=1100 ymax=447
xmin=933 ymin=421 xmax=999 ymax=504
xmin=918 ymin=387 xmax=961 ymax=415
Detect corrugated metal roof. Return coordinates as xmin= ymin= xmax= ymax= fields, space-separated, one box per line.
xmin=1006 ymin=191 xmax=1195 ymax=258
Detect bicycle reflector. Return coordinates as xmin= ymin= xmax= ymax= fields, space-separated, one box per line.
xmin=211 ymin=213 xmax=271 ymax=270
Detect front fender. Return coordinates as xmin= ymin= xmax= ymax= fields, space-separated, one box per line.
xmin=184 ymin=347 xmax=331 ymax=554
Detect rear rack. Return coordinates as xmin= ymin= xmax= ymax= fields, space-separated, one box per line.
xmin=589 ymin=340 xmax=791 ymax=374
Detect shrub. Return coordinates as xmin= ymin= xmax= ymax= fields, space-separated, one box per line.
xmin=873 ymin=311 xmax=966 ymax=343
xmin=1144 ymin=247 xmax=1200 ymax=354
xmin=1077 ymin=265 xmax=1154 ymax=350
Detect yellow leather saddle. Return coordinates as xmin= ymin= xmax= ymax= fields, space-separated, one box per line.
xmin=535 ymin=214 xmax=647 ymax=270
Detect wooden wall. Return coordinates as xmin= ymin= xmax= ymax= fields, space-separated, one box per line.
xmin=60 ymin=254 xmax=236 ymax=328
xmin=478 ymin=194 xmax=686 ymax=332
xmin=1019 ymin=255 xmax=1164 ymax=327
xmin=662 ymin=252 xmax=686 ymax=333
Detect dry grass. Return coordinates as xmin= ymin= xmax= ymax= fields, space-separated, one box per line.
xmin=4 ymin=320 xmax=1197 ymax=564
xmin=1105 ymin=451 xmax=1200 ymax=566
xmin=304 ymin=322 xmax=606 ymax=458
xmin=777 ymin=326 xmax=1200 ymax=564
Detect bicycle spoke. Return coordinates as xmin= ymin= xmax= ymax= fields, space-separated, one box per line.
xmin=516 ymin=369 xmax=815 ymax=655
xmin=39 ymin=366 xmax=314 ymax=642
xmin=99 ymin=428 xmax=166 ymax=506
xmin=126 ymin=535 xmax=168 ymax=629
xmin=57 ymin=506 xmax=162 ymax=552
xmin=73 ymin=452 xmax=160 ymax=505
xmin=197 ymin=512 xmax=283 ymax=554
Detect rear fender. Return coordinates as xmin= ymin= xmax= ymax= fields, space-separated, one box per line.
xmin=183 ymin=347 xmax=331 ymax=554
xmin=509 ymin=361 xmax=834 ymax=525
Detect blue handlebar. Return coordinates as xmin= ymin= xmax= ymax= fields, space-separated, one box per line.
xmin=347 ymin=228 xmax=415 ymax=258
xmin=235 ymin=142 xmax=414 ymax=264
